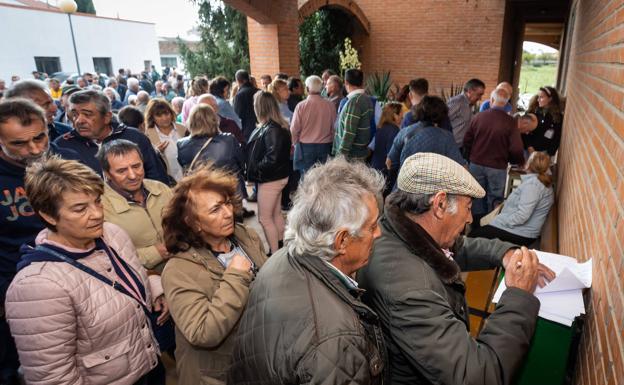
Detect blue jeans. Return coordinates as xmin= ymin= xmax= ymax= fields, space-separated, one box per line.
xmin=293 ymin=143 xmax=332 ymax=175
xmin=469 ymin=163 xmax=507 ymax=216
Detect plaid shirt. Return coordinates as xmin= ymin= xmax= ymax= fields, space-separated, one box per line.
xmin=332 ymin=90 xmax=373 ymax=160
xmin=447 ymin=93 xmax=473 ymax=147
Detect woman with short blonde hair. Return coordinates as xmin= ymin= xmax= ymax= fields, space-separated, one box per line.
xmin=177 ymin=104 xmax=245 ymax=187
xmin=187 ymin=103 xmax=220 ymax=137
xmin=5 ymin=157 xmax=167 ymax=384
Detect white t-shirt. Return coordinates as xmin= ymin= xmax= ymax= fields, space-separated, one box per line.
xmin=156 ymin=125 xmax=183 ymax=182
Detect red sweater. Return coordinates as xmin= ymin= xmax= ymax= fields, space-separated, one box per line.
xmin=463 ymin=108 xmax=525 ymax=169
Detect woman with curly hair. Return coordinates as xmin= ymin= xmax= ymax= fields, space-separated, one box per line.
xmin=160 ymin=165 xmax=266 ymax=385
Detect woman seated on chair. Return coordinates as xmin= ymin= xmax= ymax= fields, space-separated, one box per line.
xmin=469 ymin=151 xmax=554 ymax=247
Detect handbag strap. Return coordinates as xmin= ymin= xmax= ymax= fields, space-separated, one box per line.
xmin=34 ymin=245 xmax=152 ymax=320
xmin=188 ymin=136 xmax=214 ymax=171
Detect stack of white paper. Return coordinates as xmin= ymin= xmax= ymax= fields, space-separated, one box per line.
xmin=492 ymin=251 xmax=592 ymax=326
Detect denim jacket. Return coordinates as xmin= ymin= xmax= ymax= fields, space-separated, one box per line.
xmin=490 ymin=173 xmax=554 ymax=238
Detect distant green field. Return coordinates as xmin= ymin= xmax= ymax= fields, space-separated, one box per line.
xmin=518 ymin=64 xmax=557 ymax=95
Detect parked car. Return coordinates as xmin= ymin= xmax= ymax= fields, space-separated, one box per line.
xmin=50 ymin=72 xmax=110 ymax=87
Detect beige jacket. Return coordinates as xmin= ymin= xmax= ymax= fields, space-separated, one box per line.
xmin=145 ymin=123 xmax=188 ymax=147
xmin=5 ymin=222 xmax=162 ymax=385
xmin=102 ymin=179 xmax=173 ymax=272
xmin=161 ymin=224 xmax=267 ymax=385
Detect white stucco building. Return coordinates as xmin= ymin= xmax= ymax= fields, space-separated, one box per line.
xmin=0 ymin=0 xmax=161 ymax=80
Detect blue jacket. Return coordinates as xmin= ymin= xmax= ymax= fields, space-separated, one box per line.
xmin=490 ymin=173 xmax=554 ymax=239
xmin=401 ymin=110 xmax=454 ymax=131
xmin=48 ymin=121 xmax=72 ymax=142
xmin=388 ymin=121 xmax=466 ymax=170
xmin=370 ymin=123 xmax=399 ymax=170
xmin=177 ymin=133 xmax=244 ymax=174
xmin=479 ymin=100 xmax=513 ymax=113
xmin=53 ymin=122 xmax=169 ymax=184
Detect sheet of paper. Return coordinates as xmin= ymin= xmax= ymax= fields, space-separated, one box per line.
xmin=492 ymin=251 xmax=590 ymax=326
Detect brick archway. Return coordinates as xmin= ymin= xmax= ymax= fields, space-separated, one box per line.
xmin=298 ymin=0 xmax=370 ymax=35
xmin=224 ymin=0 xmax=371 ymax=77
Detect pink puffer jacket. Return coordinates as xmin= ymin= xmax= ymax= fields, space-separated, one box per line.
xmin=5 ymin=222 xmax=163 ymax=385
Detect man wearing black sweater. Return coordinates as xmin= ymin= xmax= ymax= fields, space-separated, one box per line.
xmin=0 ymin=99 xmax=55 ymax=385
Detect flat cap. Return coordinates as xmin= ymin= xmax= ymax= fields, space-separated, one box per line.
xmin=61 ymin=85 xmax=81 ymax=96
xmin=397 ymin=152 xmax=485 ymax=198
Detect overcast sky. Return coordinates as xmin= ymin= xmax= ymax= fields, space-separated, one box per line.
xmin=90 ymin=0 xmax=201 ymax=39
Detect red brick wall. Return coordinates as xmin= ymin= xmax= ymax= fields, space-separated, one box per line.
xmin=242 ymin=0 xmax=507 ymax=94
xmin=353 ymin=0 xmax=506 ymax=95
xmin=556 ymin=1 xmax=624 ymax=384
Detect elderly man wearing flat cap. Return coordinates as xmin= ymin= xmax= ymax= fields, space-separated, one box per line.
xmin=358 ymin=152 xmax=555 ymax=385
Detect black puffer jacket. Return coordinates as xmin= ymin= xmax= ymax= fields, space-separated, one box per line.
xmin=246 ymin=119 xmax=292 ymax=183
xmin=228 ymin=248 xmax=387 ymax=384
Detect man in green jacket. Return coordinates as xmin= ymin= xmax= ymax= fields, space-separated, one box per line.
xmin=98 ymin=139 xmax=173 ymax=272
xmin=332 ymin=69 xmax=373 ymax=161
xmin=358 ymin=152 xmax=556 ymax=385
xmin=228 ymin=157 xmax=387 ymax=384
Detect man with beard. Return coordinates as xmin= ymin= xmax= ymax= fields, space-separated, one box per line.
xmin=0 ymin=98 xmax=53 ymax=385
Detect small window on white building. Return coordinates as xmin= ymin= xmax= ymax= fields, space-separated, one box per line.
xmin=93 ymin=57 xmax=113 ymax=76
xmin=161 ymin=57 xmax=177 ymax=68
xmin=144 ymin=60 xmax=152 ymax=71
xmin=34 ymin=57 xmax=61 ymax=75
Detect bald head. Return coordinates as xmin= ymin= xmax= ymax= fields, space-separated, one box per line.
xmin=496 ymin=82 xmax=513 ymax=98
xmin=517 ymin=113 xmax=538 ymax=134
xmin=197 ymin=93 xmax=219 ymax=113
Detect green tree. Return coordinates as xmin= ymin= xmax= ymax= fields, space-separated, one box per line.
xmin=180 ymin=0 xmax=249 ymax=79
xmin=522 ymin=50 xmax=536 ymax=65
xmin=76 ymin=0 xmax=95 ymax=14
xmin=299 ymin=9 xmax=352 ymax=77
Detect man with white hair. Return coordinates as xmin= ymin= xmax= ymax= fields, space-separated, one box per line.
xmin=171 ymin=96 xmax=185 ymax=123
xmin=229 ymin=157 xmax=387 ymax=384
xmin=358 ymin=152 xmax=555 ymax=385
xmin=135 ymin=90 xmax=150 ymax=114
xmin=463 ymin=87 xmax=525 ymax=217
xmin=123 ymin=77 xmax=141 ymax=105
xmin=480 ymin=81 xmax=514 ymax=114
xmin=289 ymin=75 xmax=337 ymax=175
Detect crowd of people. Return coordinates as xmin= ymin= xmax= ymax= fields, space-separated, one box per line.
xmin=0 ymin=63 xmax=566 ymax=385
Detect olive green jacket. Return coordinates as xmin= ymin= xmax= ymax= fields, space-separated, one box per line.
xmin=357 ymin=203 xmax=540 ymax=385
xmin=102 ymin=179 xmax=173 ymax=272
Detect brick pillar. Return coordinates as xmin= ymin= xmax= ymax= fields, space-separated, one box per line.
xmin=246 ymin=1 xmax=299 ymax=78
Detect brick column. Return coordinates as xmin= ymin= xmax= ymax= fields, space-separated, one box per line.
xmin=245 ymin=0 xmax=299 ymax=78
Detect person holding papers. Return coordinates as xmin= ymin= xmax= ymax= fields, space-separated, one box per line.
xmin=469 ymin=151 xmax=554 ymax=247
xmin=357 ymin=153 xmax=556 ymax=385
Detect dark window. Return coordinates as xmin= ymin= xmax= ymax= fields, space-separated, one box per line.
xmin=144 ymin=60 xmax=152 ymax=71
xmin=34 ymin=57 xmax=61 ymax=74
xmin=93 ymin=57 xmax=113 ymax=76
xmin=161 ymin=57 xmax=177 ymax=67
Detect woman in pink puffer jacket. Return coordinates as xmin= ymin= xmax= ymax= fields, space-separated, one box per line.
xmin=4 ymin=158 xmax=168 ymax=385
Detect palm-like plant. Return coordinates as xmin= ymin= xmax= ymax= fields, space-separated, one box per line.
xmin=366 ymin=71 xmax=393 ymax=102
